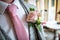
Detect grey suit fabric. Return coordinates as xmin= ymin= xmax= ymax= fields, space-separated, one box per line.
xmin=0 ymin=26 xmax=11 ymax=40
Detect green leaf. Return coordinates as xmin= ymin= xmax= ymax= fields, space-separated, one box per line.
xmin=37 ymin=25 xmax=42 ymax=32
xmin=29 ymin=7 xmax=35 ymax=11
xmin=29 ymin=23 xmax=34 ymax=27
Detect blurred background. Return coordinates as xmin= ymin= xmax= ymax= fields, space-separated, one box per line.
xmin=24 ymin=0 xmax=60 ymax=40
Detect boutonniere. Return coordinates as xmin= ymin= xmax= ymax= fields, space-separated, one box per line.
xmin=27 ymin=7 xmax=42 ymax=31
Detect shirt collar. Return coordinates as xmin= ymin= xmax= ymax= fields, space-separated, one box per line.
xmin=0 ymin=1 xmax=9 ymax=15
xmin=0 ymin=0 xmax=19 ymax=15
xmin=12 ymin=0 xmax=20 ymax=9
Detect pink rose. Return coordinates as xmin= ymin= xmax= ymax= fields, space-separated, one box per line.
xmin=27 ymin=11 xmax=41 ymax=23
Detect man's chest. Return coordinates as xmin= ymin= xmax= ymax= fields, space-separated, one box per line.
xmin=0 ymin=7 xmax=26 ymax=29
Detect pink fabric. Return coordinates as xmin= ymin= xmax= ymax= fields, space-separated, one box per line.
xmin=6 ymin=4 xmax=29 ymax=40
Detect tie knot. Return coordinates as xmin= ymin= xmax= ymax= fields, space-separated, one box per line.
xmin=6 ymin=4 xmax=18 ymax=17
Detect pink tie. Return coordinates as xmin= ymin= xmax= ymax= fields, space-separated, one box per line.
xmin=6 ymin=4 xmax=29 ymax=40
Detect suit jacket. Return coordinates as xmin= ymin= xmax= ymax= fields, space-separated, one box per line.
xmin=0 ymin=26 xmax=11 ymax=40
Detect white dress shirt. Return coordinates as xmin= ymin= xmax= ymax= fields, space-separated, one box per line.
xmin=0 ymin=0 xmax=28 ymax=40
